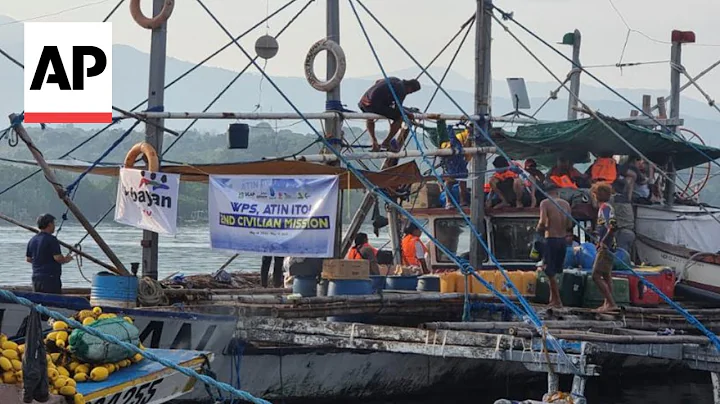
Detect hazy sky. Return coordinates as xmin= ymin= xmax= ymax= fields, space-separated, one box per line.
xmin=2 ymin=0 xmax=720 ymax=106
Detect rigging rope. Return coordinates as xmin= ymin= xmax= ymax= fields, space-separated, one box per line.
xmin=352 ymin=0 xmax=720 ymax=354
xmin=414 ymin=15 xmax=475 ymax=82
xmin=0 ymin=288 xmax=270 ymax=404
xmin=493 ymin=4 xmax=720 ymax=174
xmin=350 ymin=0 xmax=578 ymax=372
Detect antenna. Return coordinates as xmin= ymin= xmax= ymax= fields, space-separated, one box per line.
xmin=501 ymin=77 xmax=536 ymax=121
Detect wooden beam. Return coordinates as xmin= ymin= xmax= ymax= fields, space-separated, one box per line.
xmin=8 ymin=114 xmax=130 ymax=276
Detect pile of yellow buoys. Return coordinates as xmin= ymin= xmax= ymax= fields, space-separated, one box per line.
xmin=0 ymin=307 xmax=145 ymax=404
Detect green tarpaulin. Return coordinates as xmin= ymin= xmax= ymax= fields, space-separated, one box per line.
xmin=490 ymin=116 xmax=720 ymax=170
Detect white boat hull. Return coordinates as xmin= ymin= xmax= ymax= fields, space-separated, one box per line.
xmin=636 ymin=235 xmax=720 ymax=294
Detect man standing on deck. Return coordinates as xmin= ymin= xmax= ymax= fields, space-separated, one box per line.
xmin=536 ymin=184 xmax=572 ymax=308
xmin=358 ymin=77 xmax=421 ymax=152
xmin=25 ymin=214 xmax=73 ymax=294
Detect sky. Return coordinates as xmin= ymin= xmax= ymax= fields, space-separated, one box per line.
xmin=2 ymin=0 xmax=720 ymax=106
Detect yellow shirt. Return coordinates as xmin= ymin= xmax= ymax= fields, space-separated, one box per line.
xmin=440 ymin=129 xmax=472 ymax=161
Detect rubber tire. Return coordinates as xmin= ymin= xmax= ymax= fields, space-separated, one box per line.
xmin=304 ymin=39 xmax=346 ymax=92
xmin=130 ymin=0 xmax=175 ymax=30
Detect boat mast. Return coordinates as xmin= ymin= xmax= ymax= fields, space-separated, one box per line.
xmin=469 ymin=0 xmax=491 ymax=270
xmin=142 ymin=0 xmax=170 ymax=280
xmin=326 ymin=0 xmax=344 ymax=258
xmin=566 ymin=30 xmax=581 ymax=120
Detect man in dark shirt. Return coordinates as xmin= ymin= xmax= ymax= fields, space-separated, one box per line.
xmin=358 ymin=77 xmax=421 ymax=151
xmin=25 ymin=214 xmax=73 ymax=294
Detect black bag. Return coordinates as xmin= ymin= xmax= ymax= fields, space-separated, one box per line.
xmin=22 ymin=308 xmax=49 ymax=403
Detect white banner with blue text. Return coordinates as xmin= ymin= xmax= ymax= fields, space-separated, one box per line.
xmin=208 ymin=175 xmax=339 ymax=257
xmin=114 ymin=168 xmax=180 ymax=235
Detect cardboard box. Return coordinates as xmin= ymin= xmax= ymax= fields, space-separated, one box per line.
xmin=322 ymin=259 xmax=370 ymax=280
xmin=401 ymin=182 xmax=441 ymax=209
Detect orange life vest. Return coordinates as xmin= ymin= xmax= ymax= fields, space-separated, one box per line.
xmin=590 ymin=157 xmax=617 ymax=183
xmin=346 ymin=243 xmax=377 ymax=260
xmin=493 ymin=161 xmax=521 ymax=181
xmin=401 ymin=234 xmax=428 ymax=267
xmin=550 ymin=174 xmax=578 ymax=189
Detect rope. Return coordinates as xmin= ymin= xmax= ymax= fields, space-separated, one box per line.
xmin=0 ymin=288 xmax=270 ymax=404
xmin=493 ymin=4 xmax=720 ymax=173
xmin=414 ymin=15 xmax=476 ymax=81
xmin=161 ymin=0 xmax=314 ymax=159
xmin=137 ymin=277 xmax=168 ymax=307
xmin=74 ymin=243 xmax=92 ymax=283
xmin=675 ymin=63 xmax=720 ymax=116
xmin=64 ymin=120 xmax=141 ymax=195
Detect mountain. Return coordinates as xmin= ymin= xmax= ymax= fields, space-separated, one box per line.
xmin=1 ymin=14 xmax=719 ymax=146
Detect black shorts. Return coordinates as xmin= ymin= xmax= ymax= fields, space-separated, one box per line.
xmin=32 ymin=277 xmax=62 ymax=294
xmin=358 ymin=101 xmax=401 ymax=121
xmin=543 ymin=237 xmax=566 ymax=278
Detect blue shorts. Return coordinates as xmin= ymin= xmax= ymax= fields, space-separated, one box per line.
xmin=544 ymin=237 xmax=566 ymax=278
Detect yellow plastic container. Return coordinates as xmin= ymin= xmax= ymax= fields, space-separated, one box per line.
xmin=454 ymin=272 xmax=468 ymax=293
xmin=471 ymin=271 xmax=497 ymax=294
xmin=439 ymin=272 xmax=459 ymax=293
xmin=494 ymin=271 xmax=526 ymax=296
xmin=522 ymin=271 xmax=537 ymax=296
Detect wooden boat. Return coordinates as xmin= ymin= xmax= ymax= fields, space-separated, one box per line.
xmin=0 ymin=348 xmax=211 ymax=404
xmin=636 ymin=234 xmax=720 ymax=297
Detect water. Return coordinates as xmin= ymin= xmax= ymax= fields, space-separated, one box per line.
xmin=2 ymin=225 xmax=713 ymax=403
xmin=0 ymin=224 xmax=390 ymax=286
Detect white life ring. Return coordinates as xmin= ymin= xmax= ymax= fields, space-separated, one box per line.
xmin=304 ymin=39 xmax=346 ymax=92
xmin=130 ymin=0 xmax=175 ymax=30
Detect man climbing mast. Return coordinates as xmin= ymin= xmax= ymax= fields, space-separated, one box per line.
xmin=358 ymin=77 xmax=421 ymax=151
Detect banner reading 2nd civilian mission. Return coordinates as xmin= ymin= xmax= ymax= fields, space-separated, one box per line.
xmin=208 ymin=175 xmax=339 ymax=257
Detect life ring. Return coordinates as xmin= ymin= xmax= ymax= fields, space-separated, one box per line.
xmin=304 ymin=39 xmax=346 ymax=92
xmin=130 ymin=0 xmax=174 ymax=30
xmin=124 ymin=142 xmax=159 ymax=172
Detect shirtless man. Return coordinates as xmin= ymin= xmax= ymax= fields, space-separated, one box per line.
xmin=536 ymin=184 xmax=573 ymax=308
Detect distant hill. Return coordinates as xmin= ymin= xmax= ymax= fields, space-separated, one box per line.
xmin=1 ymin=14 xmax=719 ymax=146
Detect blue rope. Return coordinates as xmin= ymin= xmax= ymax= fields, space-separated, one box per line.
xmin=65 ymin=120 xmax=141 ymax=195
xmin=194 ymin=0 xmax=529 ymax=322
xmin=492 ymin=4 xmax=720 ymax=173
xmin=0 ymin=288 xmax=271 ymax=404
xmin=354 ymin=0 xmax=720 ymax=352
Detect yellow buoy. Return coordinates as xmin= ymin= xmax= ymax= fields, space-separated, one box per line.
xmin=17 ymin=344 xmax=24 ymax=355
xmin=74 ymin=393 xmax=86 ymax=404
xmin=82 ymin=317 xmax=95 ymax=326
xmin=60 ymin=385 xmax=77 ymax=396
xmin=2 ymin=370 xmax=16 ymax=384
xmin=1 ymin=341 xmax=18 ymax=351
xmin=92 ymin=307 xmax=102 ymax=315
xmin=11 ymin=359 xmax=21 ymax=371
xmin=1 ymin=349 xmax=19 ymax=361
xmin=57 ymin=366 xmax=70 ymax=377
xmin=46 ymin=331 xmax=59 ymax=342
xmin=53 ymin=376 xmax=69 ymax=389
xmin=56 ymin=339 xmax=66 ymax=349
xmin=73 ymin=372 xmax=88 ymax=382
xmin=0 ymin=357 xmax=12 ymax=372
xmin=47 ymin=367 xmax=59 ymax=380
xmin=50 ymin=353 xmax=61 ymax=363
xmin=52 ymin=321 xmax=69 ymax=331
xmin=123 ymin=316 xmax=133 ymax=324
xmin=90 ymin=366 xmax=109 ymax=382
xmin=132 ymin=353 xmax=143 ymax=363
xmin=74 ymin=364 xmax=89 ymax=375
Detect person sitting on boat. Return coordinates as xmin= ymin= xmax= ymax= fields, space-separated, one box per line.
xmin=589 ymin=182 xmax=619 ymax=313
xmin=487 ymin=156 xmax=527 ymax=208
xmin=587 ymin=151 xmax=618 ymax=185
xmin=524 ymin=158 xmax=546 ymax=208
xmin=260 ymin=256 xmax=284 ymax=288
xmin=547 ymin=157 xmax=588 ymax=189
xmin=401 ymin=223 xmax=429 ymax=274
xmin=347 ymin=232 xmax=380 ymax=275
xmin=617 ymin=156 xmax=655 ymax=204
xmin=25 ymin=214 xmax=73 ymax=294
xmin=536 ymin=183 xmax=573 ymax=308
xmin=358 ymin=77 xmax=421 ymax=152
xmin=440 ymin=126 xmax=472 ymax=209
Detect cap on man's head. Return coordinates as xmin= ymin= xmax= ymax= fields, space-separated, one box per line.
xmin=524 ymin=158 xmax=537 ymax=169
xmin=492 ymin=155 xmax=509 ymax=168
xmin=37 ymin=213 xmax=56 ymax=230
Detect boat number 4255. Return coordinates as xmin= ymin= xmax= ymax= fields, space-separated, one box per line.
xmin=89 ymin=379 xmax=164 ymax=404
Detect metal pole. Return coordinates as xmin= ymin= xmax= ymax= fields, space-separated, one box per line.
xmin=567 ymin=29 xmax=582 ymax=120
xmin=282 ymin=146 xmax=496 ymax=163
xmin=666 ymin=39 xmax=681 ymax=206
xmin=8 ymin=114 xmax=130 ymax=276
xmin=470 ymin=0 xmax=491 ymax=270
xmin=326 ymin=0 xmax=344 ymax=258
xmin=387 ymin=205 xmax=402 ymax=265
xmin=142 ymin=0 xmax=169 ymax=280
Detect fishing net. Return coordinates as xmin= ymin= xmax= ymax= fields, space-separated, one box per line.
xmin=69 ymin=317 xmax=139 ymax=364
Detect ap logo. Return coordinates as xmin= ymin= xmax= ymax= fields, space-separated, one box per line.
xmin=24 ymin=22 xmax=112 ymax=124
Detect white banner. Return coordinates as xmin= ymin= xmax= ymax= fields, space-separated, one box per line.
xmin=208 ymin=175 xmax=339 ymax=257
xmin=114 ymin=168 xmax=180 ymax=235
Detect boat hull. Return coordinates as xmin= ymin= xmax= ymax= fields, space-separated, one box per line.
xmin=636 ymin=235 xmax=720 ymax=294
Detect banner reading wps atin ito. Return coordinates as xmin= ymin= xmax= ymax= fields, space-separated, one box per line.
xmin=24 ymin=22 xmax=112 ymax=124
